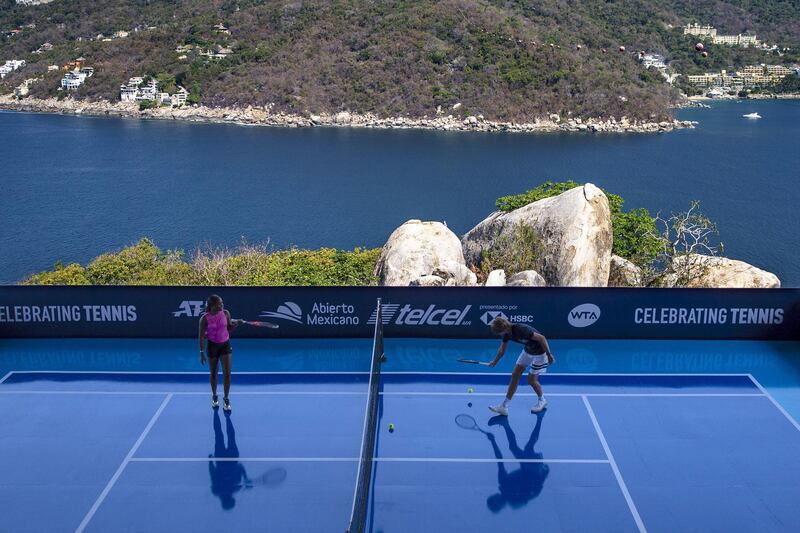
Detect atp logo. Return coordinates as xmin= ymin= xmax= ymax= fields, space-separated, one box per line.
xmin=260 ymin=302 xmax=303 ymax=324
xmin=173 ymin=300 xmax=205 ymax=318
xmin=568 ymin=304 xmax=601 ymax=327
xmin=480 ymin=311 xmax=507 ymax=325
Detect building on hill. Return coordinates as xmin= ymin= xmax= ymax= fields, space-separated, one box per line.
xmin=120 ymin=77 xmax=188 ymax=107
xmin=714 ymin=34 xmax=759 ymax=47
xmin=0 ymin=60 xmax=26 ymax=79
xmin=683 ymin=23 xmax=759 ymax=48
xmin=14 ymin=78 xmax=37 ymax=97
xmin=60 ymin=66 xmax=91 ymax=90
xmin=684 ymin=24 xmax=717 ymax=39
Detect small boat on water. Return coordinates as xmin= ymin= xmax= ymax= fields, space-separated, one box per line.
xmin=743 ymin=112 xmax=762 ymax=119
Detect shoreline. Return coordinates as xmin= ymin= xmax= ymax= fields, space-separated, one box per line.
xmin=0 ymin=95 xmax=696 ymax=134
xmin=689 ymin=93 xmax=800 ymax=102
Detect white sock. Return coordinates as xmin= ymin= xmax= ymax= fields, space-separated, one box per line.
xmin=501 ymin=397 xmax=511 ymax=407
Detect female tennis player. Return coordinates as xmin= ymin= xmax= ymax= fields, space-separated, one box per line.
xmin=488 ymin=316 xmax=555 ymax=416
xmin=199 ymin=294 xmax=243 ymax=412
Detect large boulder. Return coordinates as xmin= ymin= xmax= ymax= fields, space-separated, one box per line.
xmin=608 ymin=255 xmax=642 ymax=287
xmin=506 ymin=270 xmax=547 ymax=287
xmin=667 ymin=255 xmax=780 ymax=288
xmin=375 ymin=220 xmax=470 ymax=286
xmin=462 ymin=184 xmax=613 ymax=286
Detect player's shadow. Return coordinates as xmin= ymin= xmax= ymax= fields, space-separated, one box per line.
xmin=485 ymin=411 xmax=549 ymax=513
xmin=209 ymin=409 xmax=250 ymax=510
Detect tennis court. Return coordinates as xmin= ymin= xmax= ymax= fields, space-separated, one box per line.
xmin=1 ymin=333 xmax=799 ymax=533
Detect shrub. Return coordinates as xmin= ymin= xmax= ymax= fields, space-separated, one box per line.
xmin=23 ymin=262 xmax=90 ymax=285
xmin=24 ymin=239 xmax=381 ymax=286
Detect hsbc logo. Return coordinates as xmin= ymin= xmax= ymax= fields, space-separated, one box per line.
xmin=481 ymin=311 xmax=507 ymax=325
xmin=173 ymin=300 xmax=205 ymax=318
xmin=568 ymin=303 xmax=601 ymax=327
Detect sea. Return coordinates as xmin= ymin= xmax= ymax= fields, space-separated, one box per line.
xmin=1 ymin=99 xmax=797 ymax=285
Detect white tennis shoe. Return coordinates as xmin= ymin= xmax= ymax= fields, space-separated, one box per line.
xmin=489 ymin=404 xmax=509 ymax=416
xmin=531 ymin=398 xmax=548 ymax=413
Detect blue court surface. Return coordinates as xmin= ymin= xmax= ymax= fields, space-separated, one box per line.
xmin=1 ymin=338 xmax=799 ymax=532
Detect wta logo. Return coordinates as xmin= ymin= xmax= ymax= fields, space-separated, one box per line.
xmin=568 ymin=303 xmax=601 ymax=327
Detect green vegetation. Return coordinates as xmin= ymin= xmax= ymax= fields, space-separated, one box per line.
xmin=478 ymin=223 xmax=545 ymax=283
xmin=2 ymin=1 xmax=795 ymax=120
xmin=24 ymin=239 xmax=381 ymax=286
xmin=770 ymin=73 xmax=800 ymax=93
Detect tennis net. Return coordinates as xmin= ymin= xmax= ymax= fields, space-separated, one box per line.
xmin=345 ymin=298 xmax=385 ymax=533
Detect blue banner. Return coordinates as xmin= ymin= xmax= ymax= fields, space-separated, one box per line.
xmin=0 ymin=286 xmax=798 ymax=340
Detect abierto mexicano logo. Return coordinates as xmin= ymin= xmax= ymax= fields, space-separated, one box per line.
xmin=260 ymin=302 xmax=303 ymax=323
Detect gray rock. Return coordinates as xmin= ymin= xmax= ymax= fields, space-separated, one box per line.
xmin=506 ymin=270 xmax=547 ymax=287
xmin=666 ymin=255 xmax=780 ymax=288
xmin=608 ymin=255 xmax=642 ymax=287
xmin=485 ymin=269 xmax=507 ymax=286
xmin=431 ymin=260 xmax=478 ymax=287
xmin=409 ymin=275 xmax=445 ymax=287
xmin=462 ymin=184 xmax=612 ymax=287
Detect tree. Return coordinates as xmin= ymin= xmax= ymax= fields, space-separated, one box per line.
xmin=640 ymin=201 xmax=723 ymax=287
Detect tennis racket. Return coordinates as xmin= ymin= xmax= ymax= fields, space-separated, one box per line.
xmin=239 ymin=320 xmax=279 ymax=329
xmin=455 ymin=414 xmax=491 ymax=435
xmin=457 ymin=358 xmax=492 ymax=366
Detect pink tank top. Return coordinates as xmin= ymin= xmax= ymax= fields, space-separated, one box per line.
xmin=205 ymin=311 xmax=230 ymax=343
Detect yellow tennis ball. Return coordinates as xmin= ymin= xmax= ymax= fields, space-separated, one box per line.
xmin=467 ymin=387 xmax=474 ymax=393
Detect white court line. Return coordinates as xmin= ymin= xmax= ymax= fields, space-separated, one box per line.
xmin=4 ymin=370 xmax=754 ymax=377
xmin=0 ymin=390 xmax=765 ymax=397
xmin=747 ymin=374 xmax=800 ymax=432
xmin=129 ymin=456 xmax=609 ymax=464
xmin=583 ymin=396 xmax=647 ymax=533
xmin=381 ymin=392 xmax=764 ymax=398
xmin=0 ymin=390 xmax=366 ymax=396
xmin=132 ymin=457 xmax=360 ymax=462
xmin=75 ymin=393 xmax=173 ymax=533
xmin=0 ymin=371 xmax=12 ymax=384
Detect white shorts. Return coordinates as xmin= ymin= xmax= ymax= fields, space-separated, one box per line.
xmin=516 ymin=349 xmax=548 ymax=375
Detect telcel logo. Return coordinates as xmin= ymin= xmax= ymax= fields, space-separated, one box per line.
xmin=173 ymin=300 xmax=205 ymax=318
xmin=395 ymin=304 xmax=471 ymax=326
xmin=568 ymin=303 xmax=601 ymax=327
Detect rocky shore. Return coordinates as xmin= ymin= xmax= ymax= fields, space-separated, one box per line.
xmin=0 ymin=95 xmax=696 ymax=134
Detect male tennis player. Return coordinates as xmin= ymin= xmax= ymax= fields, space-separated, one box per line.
xmin=488 ymin=316 xmax=555 ymax=416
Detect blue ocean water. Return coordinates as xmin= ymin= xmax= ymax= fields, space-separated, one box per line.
xmin=0 ymin=100 xmax=797 ymax=285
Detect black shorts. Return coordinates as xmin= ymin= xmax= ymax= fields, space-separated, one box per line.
xmin=206 ymin=340 xmax=232 ymax=359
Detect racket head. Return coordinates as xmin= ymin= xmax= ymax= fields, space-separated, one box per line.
xmin=457 ymin=358 xmax=490 ymax=366
xmin=455 ymin=413 xmax=480 ymax=430
xmin=246 ymin=321 xmax=279 ymax=329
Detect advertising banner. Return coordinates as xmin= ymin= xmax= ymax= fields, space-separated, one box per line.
xmin=0 ymin=286 xmax=798 ymax=340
